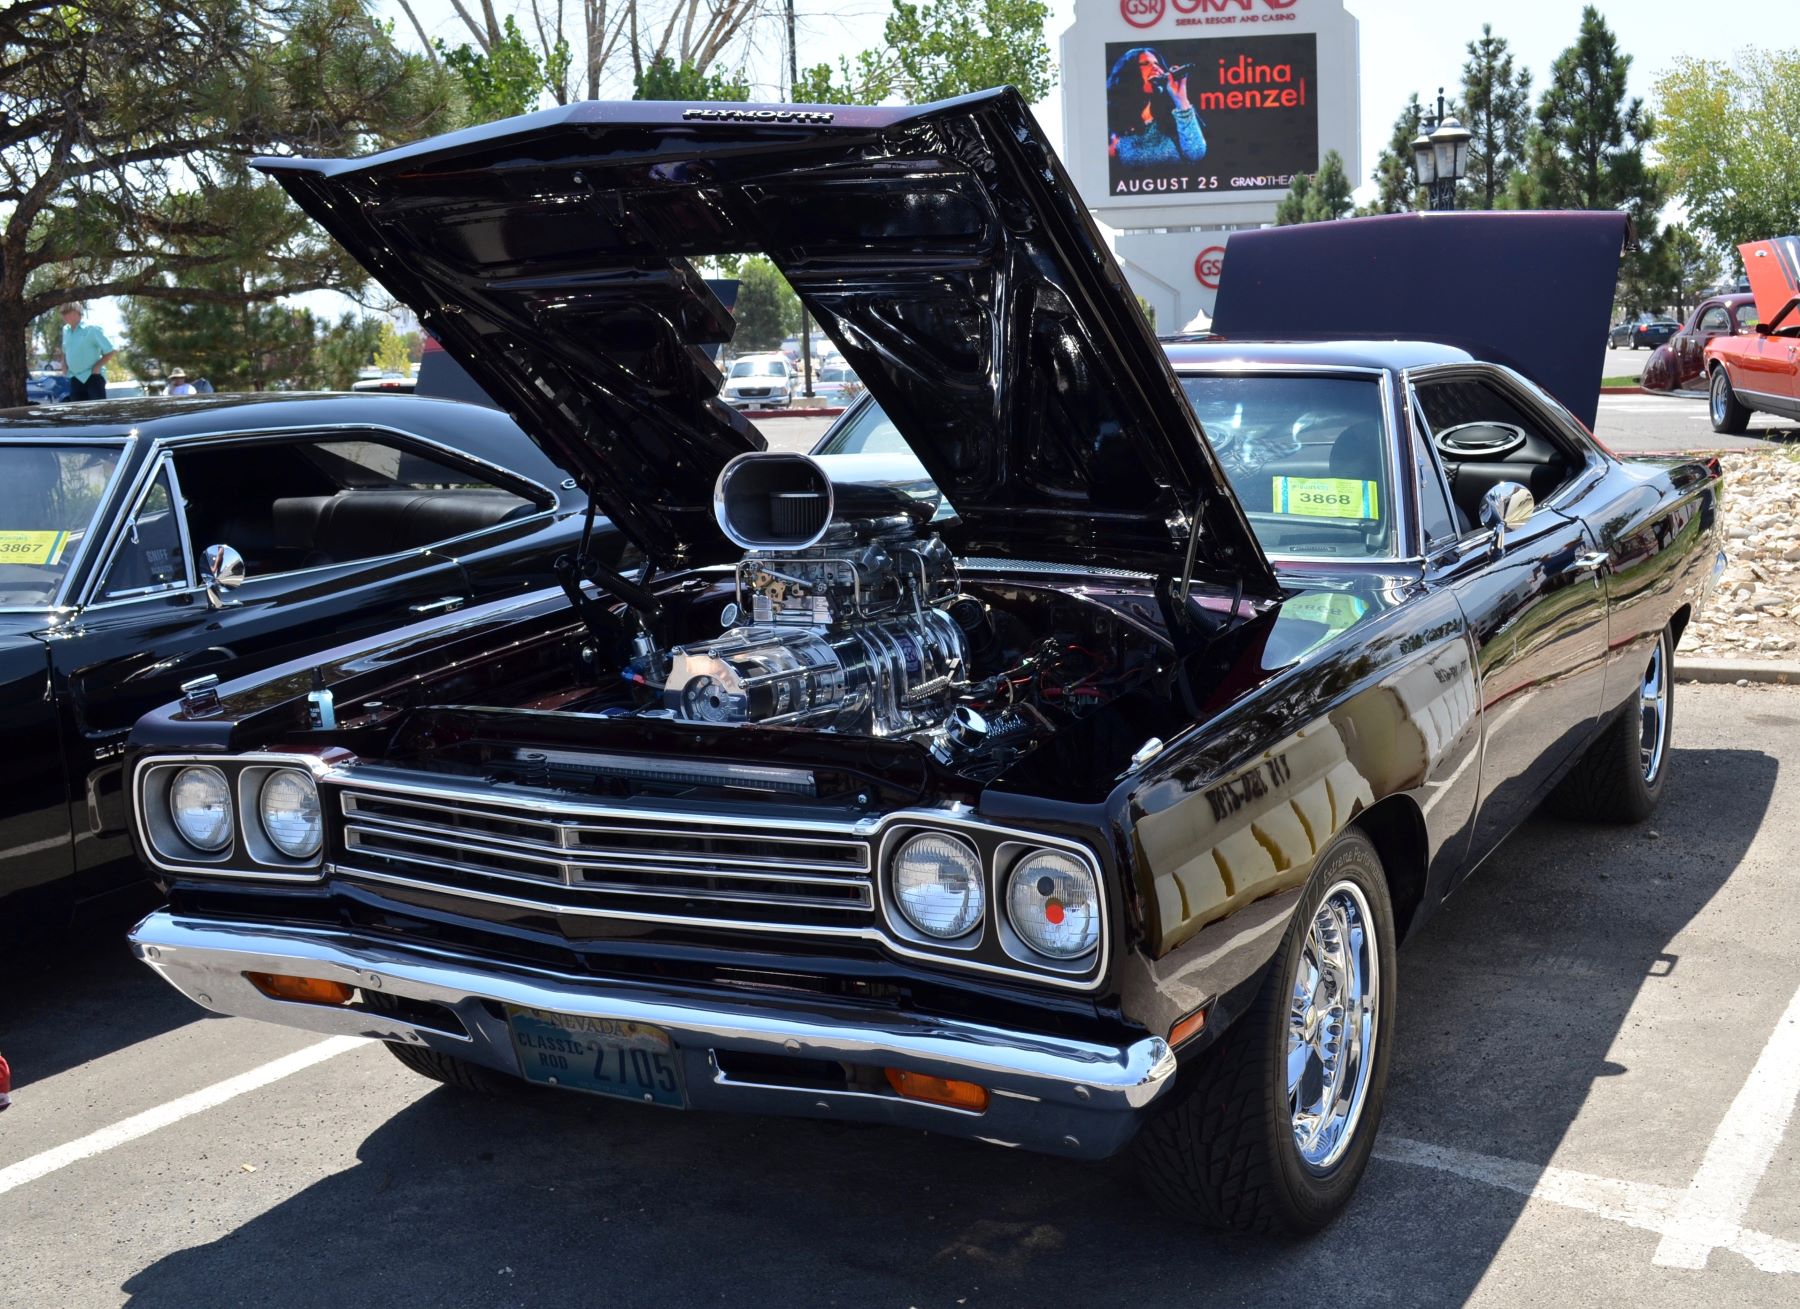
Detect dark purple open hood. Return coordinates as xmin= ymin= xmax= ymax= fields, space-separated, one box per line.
xmin=255 ymin=89 xmax=1277 ymax=595
xmin=1211 ymin=211 xmax=1628 ymax=431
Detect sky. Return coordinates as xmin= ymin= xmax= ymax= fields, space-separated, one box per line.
xmin=85 ymin=0 xmax=1800 ymax=344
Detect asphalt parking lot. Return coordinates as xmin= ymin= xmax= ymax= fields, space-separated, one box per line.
xmin=3 ymin=682 xmax=1799 ymax=1307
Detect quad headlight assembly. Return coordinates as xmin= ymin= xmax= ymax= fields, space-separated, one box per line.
xmin=137 ymin=755 xmax=328 ymax=879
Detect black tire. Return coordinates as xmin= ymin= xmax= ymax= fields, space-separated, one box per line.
xmin=1133 ymin=828 xmax=1398 ymax=1233
xmin=1549 ymin=625 xmax=1674 ymax=823
xmin=384 ymin=1040 xmax=521 ymax=1094
xmin=1711 ymin=367 xmax=1752 ymax=434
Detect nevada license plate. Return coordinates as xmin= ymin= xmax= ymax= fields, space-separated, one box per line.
xmin=506 ymin=1006 xmax=687 ymax=1108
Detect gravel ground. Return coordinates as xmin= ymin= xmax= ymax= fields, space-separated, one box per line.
xmin=1682 ymin=450 xmax=1800 ymax=660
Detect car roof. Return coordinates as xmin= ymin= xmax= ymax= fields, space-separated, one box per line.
xmin=1159 ymin=338 xmax=1474 ymax=373
xmin=0 ymin=391 xmax=521 ymax=439
xmin=0 ymin=391 xmax=576 ymax=503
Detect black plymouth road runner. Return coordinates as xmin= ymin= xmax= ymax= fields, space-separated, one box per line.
xmin=125 ymin=91 xmax=1724 ymax=1232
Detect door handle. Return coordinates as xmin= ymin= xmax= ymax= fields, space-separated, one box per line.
xmin=408 ymin=595 xmax=466 ymax=616
xmin=1568 ymin=551 xmax=1609 ymax=581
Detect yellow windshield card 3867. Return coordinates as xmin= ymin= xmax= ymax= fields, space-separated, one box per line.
xmin=1270 ymin=477 xmax=1379 ymax=521
xmin=0 ymin=530 xmax=69 ymax=565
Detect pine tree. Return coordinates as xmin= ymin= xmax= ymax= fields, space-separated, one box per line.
xmin=1363 ymin=95 xmax=1426 ymax=215
xmin=1275 ymin=173 xmax=1314 ymax=226
xmin=1460 ymin=24 xmax=1532 ymax=210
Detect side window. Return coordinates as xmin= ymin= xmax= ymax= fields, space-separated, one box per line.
xmin=99 ymin=466 xmax=190 ymax=600
xmin=1414 ymin=376 xmax=1579 ymax=535
xmin=169 ymin=434 xmax=539 ymax=577
xmin=1699 ymin=306 xmax=1730 ymax=333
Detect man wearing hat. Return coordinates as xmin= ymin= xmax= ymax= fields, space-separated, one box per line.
xmin=167 ymin=369 xmax=196 ymax=396
xmin=60 ymin=303 xmax=117 ymax=401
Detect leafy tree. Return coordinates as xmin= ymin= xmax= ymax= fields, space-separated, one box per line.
xmin=316 ymin=313 xmax=385 ymax=389
xmin=1275 ymin=151 xmax=1352 ymax=225
xmin=1513 ymin=7 xmax=1663 ymax=305
xmin=794 ymin=53 xmax=894 ymax=105
xmin=1275 ymin=173 xmax=1314 ymax=227
xmin=440 ymin=15 xmax=567 ymax=121
xmin=0 ymin=0 xmax=455 ymax=406
xmin=375 ymin=321 xmax=414 ymax=375
xmin=634 ymin=54 xmax=749 ymax=101
xmin=1460 ymin=24 xmax=1531 ymax=210
xmin=1655 ymin=50 xmax=1800 ymax=254
xmin=122 ymin=272 xmax=323 ymax=390
xmin=1513 ymin=7 xmax=1659 ymax=222
xmin=731 ymin=256 xmax=797 ymax=351
xmin=1361 ymin=94 xmax=1427 ymax=215
xmin=881 ymin=0 xmax=1055 ymax=104
xmin=1665 ymin=224 xmax=1726 ymax=317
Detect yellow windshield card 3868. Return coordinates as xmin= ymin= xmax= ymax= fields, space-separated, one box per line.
xmin=0 ymin=530 xmax=69 ymax=565
xmin=1271 ymin=477 xmax=1379 ymax=521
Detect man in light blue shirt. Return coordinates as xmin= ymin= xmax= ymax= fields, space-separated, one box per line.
xmin=60 ymin=303 xmax=116 ymax=401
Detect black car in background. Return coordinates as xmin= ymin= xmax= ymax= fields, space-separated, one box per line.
xmin=1609 ymin=315 xmax=1679 ymax=349
xmin=0 ymin=393 xmax=586 ymax=946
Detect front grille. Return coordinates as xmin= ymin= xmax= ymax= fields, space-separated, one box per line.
xmin=330 ymin=783 xmax=875 ymax=930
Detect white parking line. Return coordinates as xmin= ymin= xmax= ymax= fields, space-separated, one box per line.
xmin=0 ymin=1036 xmax=364 ymax=1198
xmin=1378 ymin=1135 xmax=1800 ymax=1275
xmin=1655 ymin=981 xmax=1800 ymax=1270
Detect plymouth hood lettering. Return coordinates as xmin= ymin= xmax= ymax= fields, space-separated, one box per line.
xmin=1211 ymin=210 xmax=1629 ymax=431
xmin=254 ymin=89 xmax=1277 ymax=595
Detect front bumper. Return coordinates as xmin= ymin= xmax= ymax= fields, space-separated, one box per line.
xmin=129 ymin=911 xmax=1177 ymax=1159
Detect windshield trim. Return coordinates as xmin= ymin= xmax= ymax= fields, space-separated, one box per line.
xmin=0 ymin=436 xmax=136 ymax=613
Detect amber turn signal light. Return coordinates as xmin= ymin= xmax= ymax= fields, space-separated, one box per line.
xmin=246 ymin=972 xmax=355 ymax=1006
xmin=884 ymin=1067 xmax=989 ymax=1112
xmin=1169 ymin=1007 xmax=1208 ymax=1049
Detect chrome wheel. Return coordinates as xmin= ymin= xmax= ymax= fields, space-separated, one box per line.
xmin=1287 ymin=879 xmax=1380 ymax=1172
xmin=1640 ymin=633 xmax=1670 ymax=784
xmin=1712 ymin=371 xmax=1730 ymax=425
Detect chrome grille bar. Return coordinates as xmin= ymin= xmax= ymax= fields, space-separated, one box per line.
xmin=332 ymin=781 xmax=876 ymax=923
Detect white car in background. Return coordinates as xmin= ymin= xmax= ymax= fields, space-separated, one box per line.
xmin=720 ymin=353 xmax=793 ymax=409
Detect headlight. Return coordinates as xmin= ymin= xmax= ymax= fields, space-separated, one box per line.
xmin=258 ymin=769 xmax=322 ymax=859
xmin=891 ymin=832 xmax=984 ymax=939
xmin=1006 ymin=849 xmax=1100 ymax=959
xmin=169 ymin=766 xmax=233 ymax=852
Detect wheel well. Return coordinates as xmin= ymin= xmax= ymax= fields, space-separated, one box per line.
xmin=1669 ymin=603 xmax=1693 ymax=650
xmin=1351 ymin=796 xmax=1429 ymax=940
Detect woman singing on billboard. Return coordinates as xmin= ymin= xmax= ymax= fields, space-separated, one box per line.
xmin=1107 ymin=47 xmax=1207 ymax=167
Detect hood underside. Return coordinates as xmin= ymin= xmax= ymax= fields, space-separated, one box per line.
xmin=255 ymin=89 xmax=1276 ymax=595
xmin=1211 ymin=210 xmax=1629 ymax=432
xmin=1740 ymin=236 xmax=1800 ymax=329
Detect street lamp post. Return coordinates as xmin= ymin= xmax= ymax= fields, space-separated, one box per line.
xmin=1409 ymin=88 xmax=1472 ymax=212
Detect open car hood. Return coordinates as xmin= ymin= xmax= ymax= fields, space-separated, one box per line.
xmin=1740 ymin=236 xmax=1800 ymax=329
xmin=1211 ymin=211 xmax=1628 ymax=431
xmin=255 ymin=89 xmax=1277 ymax=596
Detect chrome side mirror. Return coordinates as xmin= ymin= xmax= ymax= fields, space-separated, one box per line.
xmin=201 ymin=543 xmax=245 ymax=608
xmin=1479 ymin=482 xmax=1535 ymax=544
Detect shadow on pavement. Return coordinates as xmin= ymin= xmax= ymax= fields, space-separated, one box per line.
xmin=0 ymin=897 xmax=210 ymax=1088
xmin=118 ymin=746 xmax=1776 ymax=1308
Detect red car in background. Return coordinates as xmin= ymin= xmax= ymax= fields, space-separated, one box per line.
xmin=1642 ymin=292 xmax=1758 ymax=395
xmin=1706 ymin=237 xmax=1800 ymax=433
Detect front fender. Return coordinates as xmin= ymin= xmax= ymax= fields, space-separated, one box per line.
xmin=1109 ymin=579 xmax=1480 ymax=1042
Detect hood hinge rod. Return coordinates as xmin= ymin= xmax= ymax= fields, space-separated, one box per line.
xmin=554 ymin=489 xmax=663 ymax=650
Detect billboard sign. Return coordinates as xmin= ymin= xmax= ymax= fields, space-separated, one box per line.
xmin=1061 ymin=0 xmax=1358 ymax=228
xmin=1104 ymin=34 xmax=1319 ymax=199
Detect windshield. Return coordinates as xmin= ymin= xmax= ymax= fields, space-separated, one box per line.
xmin=729 ymin=359 xmax=786 ymax=378
xmin=814 ymin=374 xmax=1393 ymax=560
xmin=0 ymin=443 xmax=123 ymax=605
